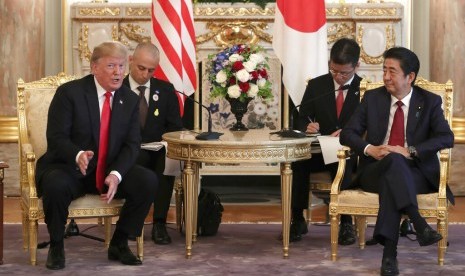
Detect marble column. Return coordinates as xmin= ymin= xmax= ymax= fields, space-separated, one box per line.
xmin=0 ymin=0 xmax=45 ymax=116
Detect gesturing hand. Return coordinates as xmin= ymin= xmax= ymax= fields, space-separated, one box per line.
xmin=101 ymin=174 xmax=120 ymax=203
xmin=77 ymin=151 xmax=94 ymax=175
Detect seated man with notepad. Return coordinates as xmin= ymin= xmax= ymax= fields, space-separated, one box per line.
xmin=289 ymin=38 xmax=361 ymax=243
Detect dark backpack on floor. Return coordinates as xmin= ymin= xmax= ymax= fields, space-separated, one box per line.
xmin=197 ymin=188 xmax=224 ymax=236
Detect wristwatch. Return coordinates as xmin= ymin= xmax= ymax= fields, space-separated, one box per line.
xmin=408 ymin=146 xmax=418 ymax=159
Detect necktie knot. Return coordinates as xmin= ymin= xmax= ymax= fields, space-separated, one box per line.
xmin=137 ymin=86 xmax=146 ymax=94
xmin=396 ymin=101 xmax=403 ymax=108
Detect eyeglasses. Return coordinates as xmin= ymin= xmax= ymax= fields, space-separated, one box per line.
xmin=329 ymin=68 xmax=355 ymax=78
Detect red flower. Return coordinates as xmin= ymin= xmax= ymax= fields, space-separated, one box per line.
xmin=258 ymin=69 xmax=268 ymax=78
xmin=250 ymin=71 xmax=259 ymax=80
xmin=229 ymin=76 xmax=236 ymax=85
xmin=232 ymin=61 xmax=244 ymax=72
xmin=238 ymin=82 xmax=250 ymax=92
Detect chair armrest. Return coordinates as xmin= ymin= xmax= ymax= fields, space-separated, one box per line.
xmin=330 ymin=146 xmax=351 ymax=195
xmin=437 ymin=148 xmax=451 ymax=202
xmin=21 ymin=143 xmax=39 ymax=198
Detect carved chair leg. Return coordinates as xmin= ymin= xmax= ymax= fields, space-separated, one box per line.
xmin=355 ymin=216 xmax=367 ymax=249
xmin=137 ymin=226 xmax=144 ymax=261
xmin=330 ymin=214 xmax=339 ymax=261
xmin=437 ymin=217 xmax=447 ymax=265
xmin=104 ymin=217 xmax=112 ymax=249
xmin=29 ymin=219 xmax=38 ymax=266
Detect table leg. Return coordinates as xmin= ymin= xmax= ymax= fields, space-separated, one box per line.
xmin=182 ymin=160 xmax=195 ymax=259
xmin=281 ymin=162 xmax=292 ymax=258
xmin=192 ymin=162 xmax=200 ymax=243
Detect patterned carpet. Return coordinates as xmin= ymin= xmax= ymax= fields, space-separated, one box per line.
xmin=2 ymin=223 xmax=465 ymax=275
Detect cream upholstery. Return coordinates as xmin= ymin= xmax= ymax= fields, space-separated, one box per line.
xmin=329 ymin=77 xmax=453 ymax=266
xmin=17 ymin=73 xmax=143 ymax=265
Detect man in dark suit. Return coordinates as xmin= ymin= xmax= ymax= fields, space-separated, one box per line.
xmin=340 ymin=47 xmax=454 ymax=275
xmin=123 ymin=42 xmax=183 ymax=245
xmin=36 ymin=42 xmax=157 ymax=270
xmin=290 ymin=38 xmax=361 ymax=244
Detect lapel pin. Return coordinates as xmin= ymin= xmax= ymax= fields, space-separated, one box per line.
xmin=154 ymin=108 xmax=159 ymax=116
xmin=153 ymin=94 xmax=159 ymax=102
xmin=119 ymin=100 xmax=123 ymax=104
xmin=355 ymin=91 xmax=359 ymax=95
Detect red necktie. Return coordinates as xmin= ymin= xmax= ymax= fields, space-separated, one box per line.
xmin=388 ymin=101 xmax=404 ymax=146
xmin=336 ymin=85 xmax=344 ymax=118
xmin=96 ymin=91 xmax=111 ymax=193
xmin=137 ymin=86 xmax=148 ymax=128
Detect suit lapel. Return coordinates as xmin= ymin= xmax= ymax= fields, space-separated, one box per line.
xmin=406 ymin=88 xmax=424 ymax=144
xmin=377 ymin=89 xmax=391 ymax=142
xmin=84 ymin=78 xmax=101 ymax=146
xmin=109 ymin=89 xmax=125 ymax=153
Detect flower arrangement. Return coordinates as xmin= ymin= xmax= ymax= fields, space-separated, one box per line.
xmin=207 ymin=44 xmax=273 ymax=103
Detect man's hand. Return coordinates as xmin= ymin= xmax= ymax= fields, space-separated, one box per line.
xmin=101 ymin=174 xmax=120 ymax=203
xmin=366 ymin=145 xmax=390 ymax=160
xmin=385 ymin=145 xmax=410 ymax=158
xmin=77 ymin=151 xmax=94 ymax=175
xmin=306 ymin=122 xmax=320 ymax=134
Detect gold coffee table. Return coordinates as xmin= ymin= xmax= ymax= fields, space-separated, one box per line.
xmin=163 ymin=130 xmax=314 ymax=259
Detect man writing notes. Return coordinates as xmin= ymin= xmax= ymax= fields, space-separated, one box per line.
xmin=340 ymin=47 xmax=454 ymax=275
xmin=123 ymin=42 xmax=183 ymax=245
xmin=36 ymin=41 xmax=157 ymax=269
xmin=289 ymin=38 xmax=361 ymax=244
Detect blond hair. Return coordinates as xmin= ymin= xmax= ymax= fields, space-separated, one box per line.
xmin=91 ymin=41 xmax=128 ymax=64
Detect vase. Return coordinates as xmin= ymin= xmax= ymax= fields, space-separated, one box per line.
xmin=227 ymin=97 xmax=252 ymax=131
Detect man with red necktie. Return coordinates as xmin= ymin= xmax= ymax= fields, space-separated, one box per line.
xmin=36 ymin=41 xmax=157 ymax=270
xmin=340 ymin=47 xmax=454 ymax=275
xmin=290 ymin=38 xmax=361 ymax=244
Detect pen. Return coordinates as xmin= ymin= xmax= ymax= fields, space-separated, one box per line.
xmin=308 ymin=116 xmax=315 ymax=123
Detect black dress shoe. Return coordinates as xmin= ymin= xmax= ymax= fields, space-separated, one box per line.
xmin=338 ymin=222 xmax=356 ymax=246
xmin=46 ymin=245 xmax=65 ymax=270
xmin=417 ymin=225 xmax=443 ymax=246
xmin=277 ymin=220 xmax=308 ymax=242
xmin=380 ymin=257 xmax=399 ymax=276
xmin=290 ymin=219 xmax=308 ymax=242
xmin=108 ymin=243 xmax=142 ymax=265
xmin=152 ymin=223 xmax=172 ymax=245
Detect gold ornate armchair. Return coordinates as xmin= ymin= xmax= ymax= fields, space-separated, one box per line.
xmin=329 ymin=77 xmax=453 ymax=265
xmin=17 ymin=73 xmax=143 ymax=265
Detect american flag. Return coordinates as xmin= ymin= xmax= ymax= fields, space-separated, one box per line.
xmin=151 ymin=0 xmax=197 ymax=116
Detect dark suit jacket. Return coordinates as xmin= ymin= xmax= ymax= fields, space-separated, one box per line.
xmin=340 ymin=85 xmax=455 ymax=203
xmin=123 ymin=76 xmax=183 ymax=143
xmin=36 ymin=74 xmax=141 ymax=192
xmin=297 ymin=73 xmax=362 ymax=135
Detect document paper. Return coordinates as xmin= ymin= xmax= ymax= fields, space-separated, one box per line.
xmin=316 ymin=135 xmax=344 ymax=165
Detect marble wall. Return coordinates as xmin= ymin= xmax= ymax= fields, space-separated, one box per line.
xmin=430 ymin=0 xmax=465 ymax=117
xmin=0 ymin=0 xmax=45 ymax=116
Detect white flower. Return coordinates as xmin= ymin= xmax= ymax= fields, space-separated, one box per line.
xmin=267 ymin=107 xmax=279 ymax=119
xmin=257 ymin=78 xmax=267 ymax=88
xmin=227 ymin=85 xmax=241 ymax=98
xmin=229 ymin=53 xmax=242 ymax=62
xmin=248 ymin=84 xmax=259 ymax=98
xmin=249 ymin=53 xmax=264 ymax=64
xmin=243 ymin=60 xmax=257 ymax=72
xmin=215 ymin=70 xmax=227 ymax=84
xmin=235 ymin=69 xmax=250 ymax=82
xmin=253 ymin=102 xmax=267 ymax=115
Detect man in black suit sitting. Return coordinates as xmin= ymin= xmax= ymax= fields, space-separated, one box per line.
xmin=290 ymin=38 xmax=361 ymax=244
xmin=123 ymin=42 xmax=184 ymax=245
xmin=36 ymin=41 xmax=157 ymax=269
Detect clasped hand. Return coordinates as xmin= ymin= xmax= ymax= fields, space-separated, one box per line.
xmin=366 ymin=145 xmax=410 ymax=160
